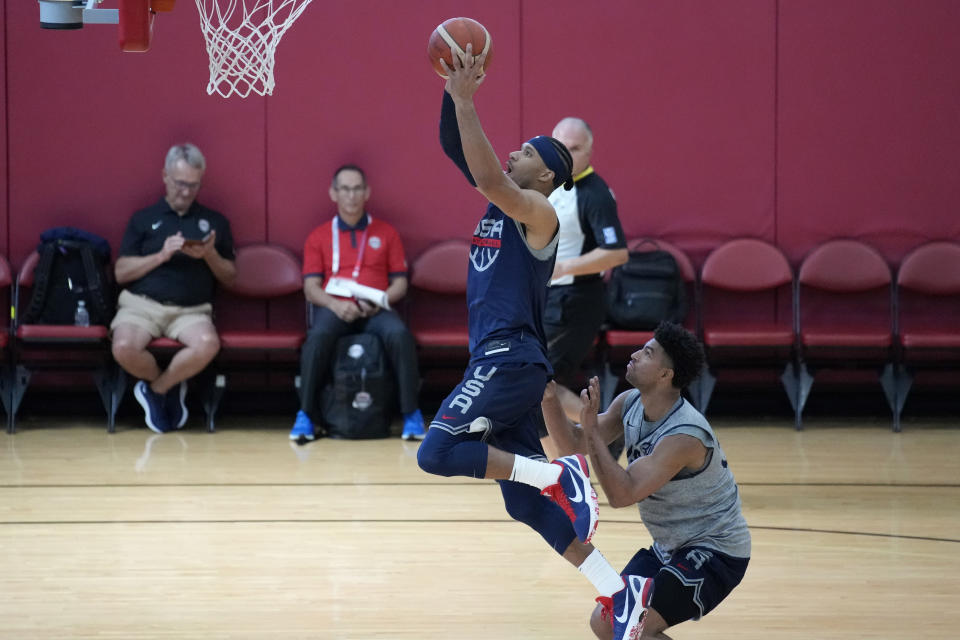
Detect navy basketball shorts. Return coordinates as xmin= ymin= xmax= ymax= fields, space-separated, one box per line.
xmin=429 ymin=361 xmax=550 ymax=459
xmin=621 ymin=545 xmax=749 ymax=626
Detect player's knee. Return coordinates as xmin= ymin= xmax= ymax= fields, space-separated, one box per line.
xmin=589 ymin=603 xmax=612 ymax=639
xmin=638 ymin=607 xmax=670 ymax=637
xmin=500 ymin=482 xmax=550 ymax=529
xmin=416 ymin=435 xmax=452 ymax=476
xmin=502 ymin=493 xmax=541 ymax=526
xmin=648 ymin=570 xmax=696 ymax=628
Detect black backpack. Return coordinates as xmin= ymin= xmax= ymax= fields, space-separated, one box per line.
xmin=21 ymin=227 xmax=115 ymax=326
xmin=320 ymin=333 xmax=396 ymax=439
xmin=606 ymin=240 xmax=687 ymax=330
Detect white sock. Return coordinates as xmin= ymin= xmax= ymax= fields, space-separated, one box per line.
xmin=578 ymin=549 xmax=625 ymax=597
xmin=509 ymin=455 xmax=562 ymax=489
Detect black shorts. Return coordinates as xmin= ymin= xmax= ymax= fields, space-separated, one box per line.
xmin=622 ymin=545 xmax=749 ymax=627
xmin=543 ymin=279 xmax=607 ymax=386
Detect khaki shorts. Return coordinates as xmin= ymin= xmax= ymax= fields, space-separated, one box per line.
xmin=111 ymin=289 xmax=213 ymax=340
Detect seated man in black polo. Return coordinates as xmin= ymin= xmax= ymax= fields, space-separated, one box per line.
xmin=111 ymin=143 xmax=236 ymax=433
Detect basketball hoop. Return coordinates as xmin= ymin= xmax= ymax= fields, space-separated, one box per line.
xmin=194 ymin=0 xmax=314 ymax=98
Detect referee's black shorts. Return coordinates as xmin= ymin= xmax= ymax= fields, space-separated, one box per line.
xmin=543 ymin=278 xmax=607 ymax=389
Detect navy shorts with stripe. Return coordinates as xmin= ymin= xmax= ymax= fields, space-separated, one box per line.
xmin=430 ymin=360 xmax=549 ymax=459
xmin=424 ymin=360 xmax=580 ymax=553
xmin=623 ymin=545 xmax=749 ymax=627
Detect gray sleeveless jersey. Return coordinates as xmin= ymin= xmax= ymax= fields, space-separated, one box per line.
xmin=621 ymin=391 xmax=751 ymax=561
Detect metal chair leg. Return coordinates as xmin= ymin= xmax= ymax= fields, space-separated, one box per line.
xmin=95 ymin=364 xmax=127 ymax=433
xmin=781 ymin=360 xmax=813 ymax=430
xmin=880 ymin=363 xmax=913 ymax=433
xmin=203 ymin=374 xmax=227 ymax=433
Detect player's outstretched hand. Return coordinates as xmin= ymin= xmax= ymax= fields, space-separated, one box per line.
xmin=441 ymin=42 xmax=487 ymax=101
xmin=579 ymin=376 xmax=601 ymax=434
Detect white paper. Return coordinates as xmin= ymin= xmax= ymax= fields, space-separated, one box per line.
xmin=325 ymin=277 xmax=390 ymax=310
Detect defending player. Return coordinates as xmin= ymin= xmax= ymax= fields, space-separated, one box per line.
xmin=416 ymin=45 xmax=635 ymax=633
xmin=543 ymin=322 xmax=751 ymax=639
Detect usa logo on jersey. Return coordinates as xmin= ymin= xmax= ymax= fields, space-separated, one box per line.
xmin=471 ymin=216 xmax=503 ymax=272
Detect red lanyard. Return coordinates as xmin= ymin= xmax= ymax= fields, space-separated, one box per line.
xmin=331 ymin=214 xmax=371 ymax=280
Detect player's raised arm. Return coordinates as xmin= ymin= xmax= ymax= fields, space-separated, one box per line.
xmin=441 ymin=45 xmax=569 ymax=248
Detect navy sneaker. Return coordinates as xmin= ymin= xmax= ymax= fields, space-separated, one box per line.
xmin=289 ymin=410 xmax=315 ymax=441
xmin=541 ymin=454 xmax=599 ymax=543
xmin=401 ymin=409 xmax=426 ymax=440
xmin=604 ymin=575 xmax=654 ymax=640
xmin=166 ymin=381 xmax=188 ymax=430
xmin=134 ymin=380 xmax=171 ymax=434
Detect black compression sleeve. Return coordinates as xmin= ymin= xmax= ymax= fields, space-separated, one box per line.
xmin=438 ymin=90 xmax=477 ymax=187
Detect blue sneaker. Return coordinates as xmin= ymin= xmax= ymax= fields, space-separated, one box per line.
xmin=541 ymin=453 xmax=599 ymax=543
xmin=602 ymin=575 xmax=653 ymax=640
xmin=401 ymin=409 xmax=426 ymax=440
xmin=166 ymin=381 xmax=188 ymax=430
xmin=134 ymin=380 xmax=171 ymax=434
xmin=289 ymin=410 xmax=315 ymax=441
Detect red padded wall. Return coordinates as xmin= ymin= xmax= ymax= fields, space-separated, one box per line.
xmin=2 ymin=0 xmax=959 ymax=289
xmin=4 ymin=3 xmax=266 ymax=267
xmin=522 ymin=0 xmax=777 ymax=263
xmin=0 ymin=0 xmax=8 ymax=260
xmin=265 ymin=0 xmax=522 ymax=262
xmin=777 ymin=0 xmax=960 ymax=264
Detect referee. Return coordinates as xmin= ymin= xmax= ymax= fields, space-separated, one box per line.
xmin=539 ymin=117 xmax=628 ymax=458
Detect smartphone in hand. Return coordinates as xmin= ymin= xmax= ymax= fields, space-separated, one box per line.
xmin=182 ymin=232 xmax=213 ymax=247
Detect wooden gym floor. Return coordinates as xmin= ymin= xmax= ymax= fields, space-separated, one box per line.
xmin=1 ymin=412 xmax=958 ymax=639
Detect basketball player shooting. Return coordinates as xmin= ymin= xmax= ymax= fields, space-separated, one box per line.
xmin=415 ymin=43 xmax=649 ymax=640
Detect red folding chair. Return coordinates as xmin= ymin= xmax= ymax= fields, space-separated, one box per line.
xmin=407 ymin=240 xmax=471 ymax=392
xmin=203 ymin=243 xmax=305 ymax=431
xmin=696 ymin=238 xmax=795 ymax=416
xmin=892 ymin=240 xmax=960 ymax=427
xmin=8 ymin=251 xmax=119 ymax=433
xmin=793 ymin=239 xmax=897 ymax=430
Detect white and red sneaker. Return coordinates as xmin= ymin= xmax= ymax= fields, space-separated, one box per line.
xmin=541 ymin=453 xmax=599 ymax=543
xmin=603 ymin=575 xmax=653 ymax=640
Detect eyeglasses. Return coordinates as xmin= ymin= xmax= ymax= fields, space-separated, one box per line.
xmin=335 ymin=185 xmax=367 ymax=195
xmin=169 ymin=178 xmax=202 ymax=192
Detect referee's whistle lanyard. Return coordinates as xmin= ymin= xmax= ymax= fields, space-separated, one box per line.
xmin=330 ymin=214 xmax=371 ymax=280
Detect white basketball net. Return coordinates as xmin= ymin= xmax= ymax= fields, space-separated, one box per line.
xmin=194 ymin=0 xmax=314 ymax=98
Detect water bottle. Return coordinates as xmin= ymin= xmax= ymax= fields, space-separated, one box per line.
xmin=74 ymin=300 xmax=90 ymax=327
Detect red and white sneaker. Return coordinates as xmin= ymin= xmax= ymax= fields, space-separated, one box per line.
xmin=541 ymin=453 xmax=600 ymax=543
xmin=599 ymin=575 xmax=653 ymax=640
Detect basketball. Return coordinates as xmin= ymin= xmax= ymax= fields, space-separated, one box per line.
xmin=428 ymin=17 xmax=492 ymax=79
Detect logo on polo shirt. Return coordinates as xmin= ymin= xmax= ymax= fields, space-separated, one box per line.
xmin=199 ymin=219 xmax=211 ymax=234
xmin=602 ymin=226 xmax=618 ymax=244
xmin=369 ymin=236 xmax=381 ymax=250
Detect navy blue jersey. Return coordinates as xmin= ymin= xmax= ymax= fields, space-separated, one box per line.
xmin=438 ymin=89 xmax=558 ymax=370
xmin=467 ymin=203 xmax=558 ymax=371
